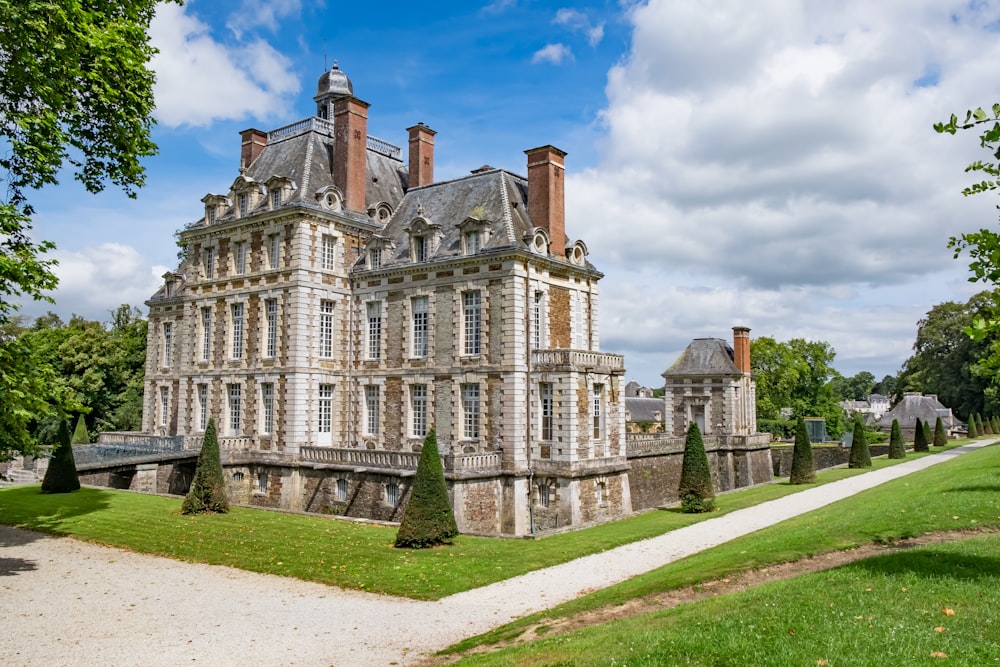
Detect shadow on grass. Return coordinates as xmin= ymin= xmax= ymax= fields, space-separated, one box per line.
xmin=0 ymin=486 xmax=113 ymax=537
xmin=842 ymin=543 xmax=1000 ymax=583
xmin=941 ymin=484 xmax=1000 ymax=493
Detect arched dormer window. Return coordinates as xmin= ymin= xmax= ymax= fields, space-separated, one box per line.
xmin=363 ymin=234 xmax=393 ymax=270
xmin=567 ymin=240 xmax=589 ymax=266
xmin=265 ymin=176 xmax=297 ymax=210
xmin=403 ymin=215 xmax=441 ymax=263
xmin=315 ymin=186 xmax=344 ymax=212
xmin=229 ymin=176 xmax=263 ymax=218
xmin=367 ymin=201 xmax=393 ymax=225
xmin=457 ymin=215 xmax=491 ymax=256
xmin=525 ymin=228 xmax=550 ymax=256
xmin=201 ymin=194 xmax=229 ymax=225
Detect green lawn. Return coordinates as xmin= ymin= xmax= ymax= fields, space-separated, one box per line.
xmin=442 ymin=441 xmax=1000 ymax=657
xmin=0 ymin=441 xmax=981 ymax=601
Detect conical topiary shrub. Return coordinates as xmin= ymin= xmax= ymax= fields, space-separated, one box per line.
xmin=984 ymin=415 xmax=995 ymax=435
xmin=923 ymin=419 xmax=933 ymax=443
xmin=968 ymin=413 xmax=979 ymax=438
xmin=933 ymin=417 xmax=947 ymax=447
xmin=888 ymin=419 xmax=906 ymax=459
xmin=913 ymin=417 xmax=929 ymax=452
xmin=789 ymin=417 xmax=815 ymax=484
xmin=181 ymin=419 xmax=229 ymax=514
xmin=71 ymin=415 xmax=90 ymax=445
xmin=679 ymin=422 xmax=715 ymax=512
xmin=395 ymin=429 xmax=458 ymax=548
xmin=848 ymin=418 xmax=872 ymax=468
xmin=41 ymin=420 xmax=81 ymax=494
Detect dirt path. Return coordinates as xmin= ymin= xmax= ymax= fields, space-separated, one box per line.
xmin=0 ymin=442 xmax=992 ymax=666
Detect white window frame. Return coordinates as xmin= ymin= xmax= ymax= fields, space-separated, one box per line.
xmin=461 ymin=383 xmax=480 ymax=440
xmin=532 ymin=290 xmax=546 ymax=350
xmin=540 ymin=382 xmax=553 ymax=441
xmin=228 ymin=383 xmax=242 ymax=435
xmin=268 ymin=233 xmax=280 ymax=269
xmin=200 ymin=307 xmax=211 ymax=362
xmin=318 ymin=384 xmax=333 ymax=435
xmin=593 ymin=383 xmax=604 ymax=440
xmin=159 ymin=386 xmax=169 ymax=427
xmin=412 ymin=235 xmax=427 ymax=262
xmin=321 ymin=234 xmax=336 ymax=271
xmin=462 ymin=290 xmax=481 ymax=356
xmin=261 ymin=382 xmax=274 ymax=435
xmin=162 ymin=322 xmax=173 ymax=368
xmin=366 ymin=301 xmax=382 ymax=360
xmin=319 ymin=300 xmax=334 ymax=358
xmin=538 ymin=481 xmax=551 ymax=507
xmin=203 ymin=246 xmax=215 ymax=279
xmin=265 ymin=299 xmax=278 ymax=359
xmin=256 ymin=471 xmax=268 ymax=494
xmin=271 ymin=188 xmax=281 ymax=209
xmin=464 ymin=230 xmax=480 ymax=255
xmin=238 ymin=192 xmax=249 ymax=217
xmin=411 ymin=384 xmax=427 ymax=438
xmin=197 ymin=384 xmax=208 ymax=432
xmin=336 ymin=478 xmax=348 ymax=502
xmin=231 ymin=303 xmax=244 ymax=360
xmin=364 ymin=385 xmax=380 ymax=436
xmin=368 ymin=248 xmax=381 ymax=269
xmin=411 ymin=296 xmax=428 ymax=358
xmin=235 ymin=240 xmax=248 ymax=275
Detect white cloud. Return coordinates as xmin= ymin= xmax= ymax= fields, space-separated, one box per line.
xmin=483 ymin=0 xmax=517 ymax=13
xmin=149 ymin=3 xmax=300 ymax=127
xmin=532 ymin=43 xmax=574 ymax=65
xmin=226 ymin=0 xmax=302 ymax=38
xmin=570 ymin=0 xmax=1000 ymax=385
xmin=554 ymin=8 xmax=605 ymax=46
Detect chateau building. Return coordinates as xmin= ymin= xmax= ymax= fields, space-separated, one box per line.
xmin=142 ymin=64 xmax=629 ymax=535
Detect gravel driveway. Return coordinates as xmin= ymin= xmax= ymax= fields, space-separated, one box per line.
xmin=1 ymin=442 xmax=989 ymax=666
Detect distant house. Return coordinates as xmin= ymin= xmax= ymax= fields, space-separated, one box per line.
xmin=873 ymin=393 xmax=959 ymax=439
xmin=624 ymin=397 xmax=664 ymax=433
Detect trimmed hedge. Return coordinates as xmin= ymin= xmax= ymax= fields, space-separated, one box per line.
xmin=888 ymin=419 xmax=906 ymax=459
xmin=789 ymin=417 xmax=815 ymax=484
xmin=181 ymin=419 xmax=229 ymax=514
xmin=678 ymin=422 xmax=715 ymax=513
xmin=395 ymin=429 xmax=458 ymax=548
xmin=41 ymin=420 xmax=80 ymax=494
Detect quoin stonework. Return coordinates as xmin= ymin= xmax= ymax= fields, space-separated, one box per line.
xmin=103 ymin=64 xmax=773 ymax=536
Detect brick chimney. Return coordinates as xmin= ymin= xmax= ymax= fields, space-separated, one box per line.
xmin=240 ymin=128 xmax=267 ymax=169
xmin=525 ymin=145 xmax=567 ymax=257
xmin=733 ymin=326 xmax=751 ymax=374
xmin=333 ymin=95 xmax=371 ymax=213
xmin=407 ymin=123 xmax=436 ymax=188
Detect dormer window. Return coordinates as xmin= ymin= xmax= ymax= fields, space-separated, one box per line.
xmin=412 ymin=235 xmax=428 ymax=262
xmin=207 ymin=208 xmax=217 ymax=224
xmin=238 ymin=192 xmax=249 ymax=217
xmin=316 ymin=186 xmax=343 ymax=212
xmin=464 ymin=231 xmax=480 ymax=255
xmin=458 ymin=215 xmax=490 ymax=256
xmin=201 ymin=194 xmax=228 ymax=226
xmin=369 ymin=248 xmax=381 ymax=269
xmin=265 ymin=176 xmax=296 ymax=211
xmin=271 ymin=189 xmax=281 ymax=209
xmin=568 ymin=240 xmax=589 ymax=266
xmin=404 ymin=214 xmax=441 ymax=264
xmin=369 ymin=202 xmax=392 ymax=224
xmin=529 ymin=229 xmax=550 ymax=256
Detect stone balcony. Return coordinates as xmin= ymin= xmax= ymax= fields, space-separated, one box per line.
xmin=531 ymin=349 xmax=625 ymax=373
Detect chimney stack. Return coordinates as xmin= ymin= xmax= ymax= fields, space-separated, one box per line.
xmin=407 ymin=123 xmax=436 ymax=188
xmin=240 ymin=128 xmax=267 ymax=169
xmin=733 ymin=326 xmax=751 ymax=374
xmin=333 ymin=95 xmax=371 ymax=213
xmin=525 ymin=145 xmax=567 ymax=257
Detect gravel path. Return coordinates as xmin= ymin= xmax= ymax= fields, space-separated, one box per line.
xmin=1 ymin=441 xmax=991 ymax=666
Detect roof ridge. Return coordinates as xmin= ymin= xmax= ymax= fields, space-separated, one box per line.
xmin=498 ymin=171 xmax=516 ymax=244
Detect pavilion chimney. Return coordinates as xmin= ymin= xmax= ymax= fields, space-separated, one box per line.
xmin=333 ymin=95 xmax=371 ymax=213
xmin=733 ymin=326 xmax=751 ymax=374
xmin=525 ymin=145 xmax=567 ymax=257
xmin=240 ymin=128 xmax=267 ymax=169
xmin=407 ymin=123 xmax=436 ymax=188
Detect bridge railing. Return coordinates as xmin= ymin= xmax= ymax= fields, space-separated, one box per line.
xmin=77 ymin=434 xmax=187 ymax=466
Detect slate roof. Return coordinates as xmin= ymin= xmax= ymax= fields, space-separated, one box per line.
xmin=625 ymin=397 xmax=664 ymax=422
xmin=874 ymin=393 xmax=957 ymax=430
xmin=662 ymin=338 xmax=742 ymax=377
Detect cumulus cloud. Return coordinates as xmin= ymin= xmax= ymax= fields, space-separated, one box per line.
xmin=149 ymin=3 xmax=300 ymax=127
xmin=554 ymin=8 xmax=605 ymax=46
xmin=571 ymin=0 xmax=1000 ymax=384
xmin=226 ymin=0 xmax=302 ymax=37
xmin=532 ymin=43 xmax=573 ymax=65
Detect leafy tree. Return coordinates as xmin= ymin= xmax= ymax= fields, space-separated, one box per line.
xmin=830 ymin=371 xmax=876 ymax=401
xmin=0 ymin=1 xmax=169 ymax=459
xmin=71 ymin=415 xmax=90 ymax=445
xmin=679 ymin=422 xmax=715 ymax=513
xmin=789 ymin=417 xmax=815 ymax=484
xmin=848 ymin=418 xmax=872 ymax=468
xmin=933 ymin=417 xmax=947 ymax=446
xmin=395 ymin=429 xmax=458 ymax=548
xmin=888 ymin=419 xmax=906 ymax=459
xmin=913 ymin=417 xmax=929 ymax=452
xmin=751 ymin=336 xmax=842 ymax=434
xmin=873 ymin=374 xmax=898 ymax=397
xmin=181 ymin=419 xmax=229 ymax=515
xmin=40 ymin=420 xmax=80 ymax=493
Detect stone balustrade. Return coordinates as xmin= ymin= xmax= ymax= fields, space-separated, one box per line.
xmin=531 ymin=349 xmax=625 ymax=372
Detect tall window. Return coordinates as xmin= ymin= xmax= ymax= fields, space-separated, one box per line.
xmin=464 ymin=230 xmax=480 ymax=255
xmin=228 ymin=384 xmax=242 ymax=435
xmin=411 ymin=296 xmax=428 ymax=358
xmin=203 ymin=247 xmax=215 ymax=279
xmin=532 ymin=291 xmax=545 ymax=349
xmin=197 ymin=384 xmax=208 ymax=431
xmin=265 ymin=299 xmax=278 ymax=358
xmin=238 ymin=192 xmax=249 ymax=217
xmin=162 ymin=322 xmax=173 ymax=368
xmin=462 ymin=291 xmax=481 ymax=355
xmin=207 ymin=207 xmax=216 ymax=225
xmin=540 ymin=383 xmax=553 ymax=441
xmin=318 ymin=384 xmax=333 ymax=434
xmin=231 ymin=303 xmax=244 ymax=359
xmin=593 ymin=384 xmax=604 ymax=440
xmin=364 ymin=385 xmax=380 ymax=436
xmin=413 ymin=235 xmax=427 ymax=262
xmin=159 ymin=387 xmax=169 ymax=427
xmin=268 ymin=233 xmax=280 ymax=269
xmin=319 ymin=300 xmax=334 ymax=358
xmin=368 ymin=248 xmax=381 ymax=269
xmin=366 ymin=301 xmax=382 ymax=360
xmin=271 ymin=188 xmax=282 ymax=209
xmin=200 ymin=307 xmax=211 ymax=361
xmin=235 ymin=240 xmax=248 ymax=275
xmin=462 ymin=383 xmax=480 ymax=440
xmin=260 ymin=383 xmax=274 ymax=435
xmin=411 ymin=384 xmax=427 ymax=438
xmin=573 ymin=292 xmax=585 ymax=349
xmin=321 ymin=234 xmax=336 ymax=270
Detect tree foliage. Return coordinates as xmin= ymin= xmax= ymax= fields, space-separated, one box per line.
xmin=848 ymin=418 xmax=872 ymax=469
xmin=829 ymin=371 xmax=876 ymax=401
xmin=182 ymin=419 xmax=229 ymax=515
xmin=395 ymin=429 xmax=458 ymax=548
xmin=789 ymin=417 xmax=815 ymax=484
xmin=888 ymin=419 xmax=906 ymax=459
xmin=750 ymin=336 xmax=842 ymax=434
xmin=679 ymin=422 xmax=715 ymax=513
xmin=40 ymin=420 xmax=80 ymax=494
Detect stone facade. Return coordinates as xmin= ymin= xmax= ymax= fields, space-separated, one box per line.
xmin=137 ymin=64 xmax=630 ymax=536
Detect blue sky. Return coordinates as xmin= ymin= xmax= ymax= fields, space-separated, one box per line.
xmin=20 ymin=0 xmax=1000 ymax=388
